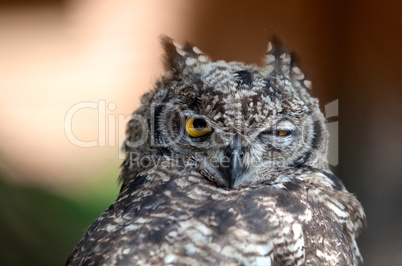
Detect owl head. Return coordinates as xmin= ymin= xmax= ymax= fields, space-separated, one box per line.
xmin=123 ymin=36 xmax=329 ymax=189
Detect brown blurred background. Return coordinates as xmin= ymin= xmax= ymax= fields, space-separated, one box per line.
xmin=0 ymin=0 xmax=401 ymax=265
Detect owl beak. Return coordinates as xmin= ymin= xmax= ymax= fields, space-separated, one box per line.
xmin=220 ymin=135 xmax=246 ymax=189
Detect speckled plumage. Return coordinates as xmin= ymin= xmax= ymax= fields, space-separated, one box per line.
xmin=67 ymin=37 xmax=366 ymax=265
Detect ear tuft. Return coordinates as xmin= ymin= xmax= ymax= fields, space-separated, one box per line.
xmin=160 ymin=35 xmax=209 ymax=75
xmin=264 ymin=36 xmax=291 ymax=75
xmin=264 ymin=36 xmax=312 ymax=90
xmin=160 ymin=35 xmax=182 ymax=72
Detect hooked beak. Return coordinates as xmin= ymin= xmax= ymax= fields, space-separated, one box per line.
xmin=219 ymin=134 xmax=246 ymax=188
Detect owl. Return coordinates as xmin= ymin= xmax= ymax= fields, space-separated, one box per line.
xmin=66 ymin=37 xmax=366 ymax=265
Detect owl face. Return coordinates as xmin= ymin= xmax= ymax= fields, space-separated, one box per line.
xmin=127 ymin=37 xmax=328 ymax=189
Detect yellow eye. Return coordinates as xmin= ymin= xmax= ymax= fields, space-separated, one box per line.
xmin=278 ymin=130 xmax=288 ymax=136
xmin=185 ymin=118 xmax=212 ymax=138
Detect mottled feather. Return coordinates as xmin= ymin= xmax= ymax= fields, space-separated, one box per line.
xmin=67 ymin=36 xmax=365 ymax=266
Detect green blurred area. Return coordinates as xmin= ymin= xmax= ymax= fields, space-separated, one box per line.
xmin=0 ymin=171 xmax=119 ymax=266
